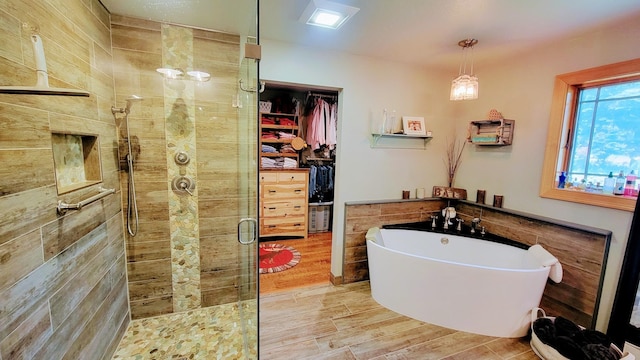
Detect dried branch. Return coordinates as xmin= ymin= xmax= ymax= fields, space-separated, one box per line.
xmin=444 ymin=138 xmax=466 ymax=187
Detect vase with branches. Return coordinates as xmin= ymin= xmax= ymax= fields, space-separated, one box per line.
xmin=444 ymin=138 xmax=466 ymax=188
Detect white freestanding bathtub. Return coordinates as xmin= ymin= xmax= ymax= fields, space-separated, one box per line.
xmin=365 ymin=227 xmax=561 ymax=338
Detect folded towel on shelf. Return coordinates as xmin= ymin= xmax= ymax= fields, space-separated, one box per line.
xmin=528 ymin=244 xmax=563 ymax=283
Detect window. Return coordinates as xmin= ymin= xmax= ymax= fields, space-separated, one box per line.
xmin=540 ymin=58 xmax=640 ymax=211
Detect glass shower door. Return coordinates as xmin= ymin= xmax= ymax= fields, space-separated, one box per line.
xmin=236 ymin=4 xmax=259 ymax=357
xmin=236 ymin=49 xmax=259 ymax=358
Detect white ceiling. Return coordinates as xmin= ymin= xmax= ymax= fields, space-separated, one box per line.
xmin=100 ymin=0 xmax=640 ymax=71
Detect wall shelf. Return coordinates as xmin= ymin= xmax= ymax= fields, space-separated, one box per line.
xmin=467 ymin=119 xmax=514 ymax=146
xmin=370 ymin=133 xmax=432 ymax=149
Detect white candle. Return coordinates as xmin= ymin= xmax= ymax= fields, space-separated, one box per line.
xmin=416 ymin=188 xmax=425 ymax=199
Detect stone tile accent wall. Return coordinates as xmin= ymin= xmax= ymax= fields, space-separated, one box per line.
xmin=0 ymin=0 xmax=128 ymax=358
xmin=343 ymin=199 xmax=611 ymax=329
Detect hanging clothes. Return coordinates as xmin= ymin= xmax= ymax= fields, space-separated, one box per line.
xmin=304 ymin=96 xmax=338 ymax=151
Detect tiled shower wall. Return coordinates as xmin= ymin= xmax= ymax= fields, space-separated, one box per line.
xmin=0 ymin=0 xmax=128 ymax=359
xmin=112 ymin=15 xmax=253 ymax=319
xmin=344 ymin=198 xmax=611 ymax=329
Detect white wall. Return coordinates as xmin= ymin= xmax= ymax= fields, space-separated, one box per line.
xmin=453 ymin=14 xmax=640 ymax=330
xmin=260 ymin=39 xmax=455 ymax=280
xmin=260 ymin=12 xmax=640 ymax=331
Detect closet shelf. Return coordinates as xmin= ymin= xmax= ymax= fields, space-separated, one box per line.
xmin=260 ymin=111 xmax=301 ymax=168
xmin=370 ymin=133 xmax=433 ymax=149
xmin=261 ymin=153 xmax=298 ymax=158
xmin=261 ymin=124 xmax=299 ymax=130
xmin=261 ymin=139 xmax=295 ymax=144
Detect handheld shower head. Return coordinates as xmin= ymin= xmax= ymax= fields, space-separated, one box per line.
xmin=111 ymin=95 xmax=143 ymax=115
xmin=124 ymin=95 xmax=143 ymax=114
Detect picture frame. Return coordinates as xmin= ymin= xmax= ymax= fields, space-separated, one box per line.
xmin=402 ymin=116 xmax=427 ymax=136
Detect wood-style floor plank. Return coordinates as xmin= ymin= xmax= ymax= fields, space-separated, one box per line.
xmin=259 ymin=281 xmax=536 ymax=360
xmin=258 ymin=233 xmax=536 ymax=359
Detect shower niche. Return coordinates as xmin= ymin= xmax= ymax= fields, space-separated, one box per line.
xmin=51 ymin=132 xmax=103 ymax=194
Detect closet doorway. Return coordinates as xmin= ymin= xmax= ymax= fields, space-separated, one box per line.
xmin=257 ymin=81 xmax=339 ymax=294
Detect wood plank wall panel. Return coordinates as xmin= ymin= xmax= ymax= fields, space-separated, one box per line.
xmin=343 ymin=199 xmax=611 ymax=330
xmin=0 ymin=0 xmax=128 ymax=358
xmin=455 ymin=202 xmax=609 ymax=328
xmin=343 ymin=200 xmax=445 ymax=283
xmin=111 ymin=16 xmax=172 ymax=319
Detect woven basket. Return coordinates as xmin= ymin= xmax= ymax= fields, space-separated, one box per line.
xmin=530 ymin=308 xmax=634 ymax=360
xmin=259 ymin=101 xmax=272 ymax=113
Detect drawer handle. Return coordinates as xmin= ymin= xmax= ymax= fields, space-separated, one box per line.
xmin=294 ymin=206 xmax=301 ymax=209
xmin=294 ymin=189 xmax=302 ymax=193
xmin=268 ymin=207 xmax=276 ymax=210
xmin=294 ymin=223 xmax=301 ymax=227
xmin=269 ymin=190 xmax=277 ymax=193
xmin=267 ymin=225 xmax=276 ymax=228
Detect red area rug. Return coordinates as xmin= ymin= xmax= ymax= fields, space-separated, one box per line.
xmin=259 ymin=243 xmax=301 ymax=274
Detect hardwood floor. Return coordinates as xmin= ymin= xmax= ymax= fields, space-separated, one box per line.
xmin=259 ymin=232 xmax=333 ymax=294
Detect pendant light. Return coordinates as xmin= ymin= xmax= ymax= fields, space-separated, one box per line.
xmin=450 ymin=38 xmax=479 ymax=101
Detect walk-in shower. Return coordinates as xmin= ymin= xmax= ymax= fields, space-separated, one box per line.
xmin=112 ymin=95 xmax=143 ymax=237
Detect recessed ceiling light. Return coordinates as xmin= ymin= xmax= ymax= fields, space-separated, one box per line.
xmin=156 ymin=68 xmax=183 ymax=79
xmin=187 ymin=70 xmax=211 ymax=82
xmin=299 ymin=0 xmax=360 ymax=30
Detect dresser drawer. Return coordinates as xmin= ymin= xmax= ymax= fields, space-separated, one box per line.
xmin=277 ymin=172 xmax=307 ymax=183
xmin=261 ymin=217 xmax=306 ymax=236
xmin=259 ymin=172 xmax=278 ymax=183
xmin=262 ymin=183 xmax=306 ymax=199
xmin=261 ymin=199 xmax=306 ymax=217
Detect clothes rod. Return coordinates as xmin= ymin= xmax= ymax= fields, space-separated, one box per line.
xmin=57 ymin=187 xmax=115 ymax=215
xmin=308 ymin=92 xmax=336 ymax=100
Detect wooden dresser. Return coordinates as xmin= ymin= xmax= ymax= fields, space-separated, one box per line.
xmin=259 ymin=169 xmax=309 ymax=238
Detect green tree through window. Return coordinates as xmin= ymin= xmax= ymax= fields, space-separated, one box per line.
xmin=567 ymin=80 xmax=640 ymax=187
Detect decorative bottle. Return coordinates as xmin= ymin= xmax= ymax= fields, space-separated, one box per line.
xmin=625 ymin=170 xmax=637 ymax=196
xmin=603 ymin=172 xmax=615 ymax=194
xmin=558 ymin=172 xmax=566 ymax=189
xmin=614 ymin=171 xmax=626 ymax=195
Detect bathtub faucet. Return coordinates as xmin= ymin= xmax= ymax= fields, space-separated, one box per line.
xmin=456 ymin=218 xmax=464 ymax=232
xmin=470 ymin=218 xmax=481 ymax=234
xmin=430 ymin=215 xmax=438 ymax=229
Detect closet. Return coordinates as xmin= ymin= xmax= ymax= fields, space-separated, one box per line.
xmin=259 ymin=83 xmax=338 ymax=239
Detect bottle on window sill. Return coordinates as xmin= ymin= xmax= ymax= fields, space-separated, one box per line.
xmin=624 ymin=170 xmax=637 ymax=196
xmin=603 ymin=172 xmax=615 ymax=194
xmin=558 ymin=172 xmax=566 ymax=189
xmin=614 ymin=171 xmax=626 ymax=195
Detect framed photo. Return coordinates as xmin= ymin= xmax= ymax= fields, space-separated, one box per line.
xmin=402 ymin=116 xmax=426 ymax=136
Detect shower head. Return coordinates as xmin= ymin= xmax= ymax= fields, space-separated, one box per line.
xmin=112 ymin=95 xmax=143 ymax=115
xmin=124 ymin=95 xmax=143 ymax=114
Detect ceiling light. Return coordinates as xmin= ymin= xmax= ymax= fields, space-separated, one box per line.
xmin=300 ymin=0 xmax=360 ymax=30
xmin=156 ymin=68 xmax=183 ymax=79
xmin=450 ymin=38 xmax=479 ymax=101
xmin=187 ymin=70 xmax=211 ymax=82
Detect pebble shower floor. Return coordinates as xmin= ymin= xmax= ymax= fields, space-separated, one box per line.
xmin=112 ymin=301 xmax=256 ymax=359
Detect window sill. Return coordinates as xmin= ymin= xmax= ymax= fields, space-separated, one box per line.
xmin=540 ymin=186 xmax=636 ymax=211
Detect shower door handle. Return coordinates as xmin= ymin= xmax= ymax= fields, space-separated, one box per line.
xmin=237 ymin=218 xmax=257 ymax=245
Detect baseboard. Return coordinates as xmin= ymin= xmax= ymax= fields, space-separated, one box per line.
xmin=330 ymin=273 xmax=342 ymax=285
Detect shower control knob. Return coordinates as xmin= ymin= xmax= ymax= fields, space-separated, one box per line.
xmin=172 ymin=176 xmax=195 ymax=196
xmin=174 ymin=151 xmax=190 ymax=165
